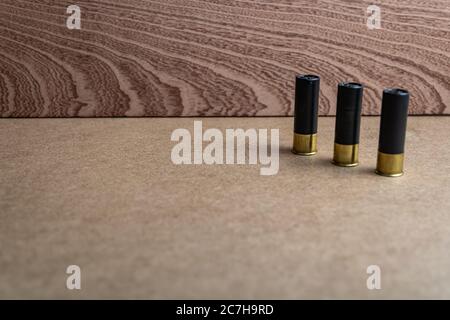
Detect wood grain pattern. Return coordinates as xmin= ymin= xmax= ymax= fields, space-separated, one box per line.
xmin=0 ymin=0 xmax=449 ymax=117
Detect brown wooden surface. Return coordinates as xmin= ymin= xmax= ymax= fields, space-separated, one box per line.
xmin=0 ymin=0 xmax=449 ymax=117
xmin=1 ymin=117 xmax=450 ymax=298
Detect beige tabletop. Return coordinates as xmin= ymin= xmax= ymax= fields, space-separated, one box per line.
xmin=0 ymin=117 xmax=449 ymax=299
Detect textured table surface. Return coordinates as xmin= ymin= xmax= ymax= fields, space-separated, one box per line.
xmin=0 ymin=117 xmax=449 ymax=299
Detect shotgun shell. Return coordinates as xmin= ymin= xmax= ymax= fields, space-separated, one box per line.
xmin=376 ymin=88 xmax=410 ymax=177
xmin=292 ymin=75 xmax=320 ymax=156
xmin=332 ymin=82 xmax=364 ymax=167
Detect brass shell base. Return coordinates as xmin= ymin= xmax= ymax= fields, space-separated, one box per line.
xmin=292 ymin=133 xmax=317 ymax=156
xmin=332 ymin=161 xmax=359 ymax=167
xmin=375 ymin=170 xmax=404 ymax=178
xmin=332 ymin=143 xmax=359 ymax=167
xmin=376 ymin=152 xmax=404 ymax=177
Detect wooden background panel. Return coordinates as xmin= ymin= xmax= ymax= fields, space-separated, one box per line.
xmin=0 ymin=0 xmax=448 ymax=117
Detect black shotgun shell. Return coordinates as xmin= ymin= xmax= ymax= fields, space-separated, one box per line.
xmin=376 ymin=88 xmax=410 ymax=177
xmin=292 ymin=74 xmax=320 ymax=156
xmin=332 ymin=82 xmax=364 ymax=167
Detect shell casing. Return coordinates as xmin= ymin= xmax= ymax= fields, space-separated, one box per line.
xmin=333 ymin=82 xmax=363 ymax=167
xmin=293 ymin=74 xmax=320 ymax=156
xmin=292 ymin=133 xmax=317 ymax=156
xmin=376 ymin=152 xmax=405 ymax=177
xmin=332 ymin=143 xmax=359 ymax=167
xmin=376 ymin=88 xmax=409 ymax=177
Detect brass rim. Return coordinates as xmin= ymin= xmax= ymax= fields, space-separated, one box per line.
xmin=292 ymin=150 xmax=317 ymax=156
xmin=375 ymin=170 xmax=404 ymax=178
xmin=332 ymin=160 xmax=359 ymax=167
